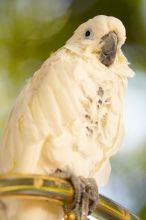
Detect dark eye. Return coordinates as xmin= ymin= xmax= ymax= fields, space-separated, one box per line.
xmin=84 ymin=28 xmax=93 ymax=39
xmin=85 ymin=30 xmax=91 ymax=37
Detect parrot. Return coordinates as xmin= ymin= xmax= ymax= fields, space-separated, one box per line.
xmin=0 ymin=15 xmax=134 ymax=220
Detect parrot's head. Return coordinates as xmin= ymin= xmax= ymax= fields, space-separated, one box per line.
xmin=66 ymin=15 xmax=130 ymax=69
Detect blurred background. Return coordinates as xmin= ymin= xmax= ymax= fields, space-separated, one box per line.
xmin=0 ymin=0 xmax=146 ymax=219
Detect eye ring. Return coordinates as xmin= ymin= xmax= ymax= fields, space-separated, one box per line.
xmin=84 ymin=28 xmax=93 ymax=39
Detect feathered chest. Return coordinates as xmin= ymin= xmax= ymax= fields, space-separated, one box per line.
xmin=0 ymin=50 xmax=127 ymax=179
xmin=67 ymin=57 xmax=125 ymax=146
xmin=32 ymin=54 xmax=125 ymax=150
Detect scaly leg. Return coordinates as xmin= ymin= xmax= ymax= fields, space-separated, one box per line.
xmin=54 ymin=169 xmax=98 ymax=220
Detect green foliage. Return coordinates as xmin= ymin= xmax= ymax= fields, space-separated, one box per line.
xmin=139 ymin=205 xmax=146 ymax=220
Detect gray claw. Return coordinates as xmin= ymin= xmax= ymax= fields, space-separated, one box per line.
xmin=79 ymin=177 xmax=98 ymax=215
xmin=53 ymin=170 xmax=98 ymax=220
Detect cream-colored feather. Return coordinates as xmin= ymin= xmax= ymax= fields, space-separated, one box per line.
xmin=0 ymin=15 xmax=134 ymax=220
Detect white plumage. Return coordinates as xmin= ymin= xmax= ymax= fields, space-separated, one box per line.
xmin=0 ymin=15 xmax=134 ymax=220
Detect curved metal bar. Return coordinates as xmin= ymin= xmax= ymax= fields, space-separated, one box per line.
xmin=0 ymin=174 xmax=140 ymax=220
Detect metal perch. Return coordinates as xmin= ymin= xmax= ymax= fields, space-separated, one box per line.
xmin=0 ymin=174 xmax=140 ymax=220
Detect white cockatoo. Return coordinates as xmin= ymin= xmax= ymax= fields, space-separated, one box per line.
xmin=0 ymin=15 xmax=134 ymax=220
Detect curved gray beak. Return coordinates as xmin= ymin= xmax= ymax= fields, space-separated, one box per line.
xmin=99 ymin=32 xmax=118 ymax=67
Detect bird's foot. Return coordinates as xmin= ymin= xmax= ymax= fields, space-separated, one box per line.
xmin=54 ymin=169 xmax=98 ymax=220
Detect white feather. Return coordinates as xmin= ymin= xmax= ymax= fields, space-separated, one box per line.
xmin=0 ymin=15 xmax=134 ymax=220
